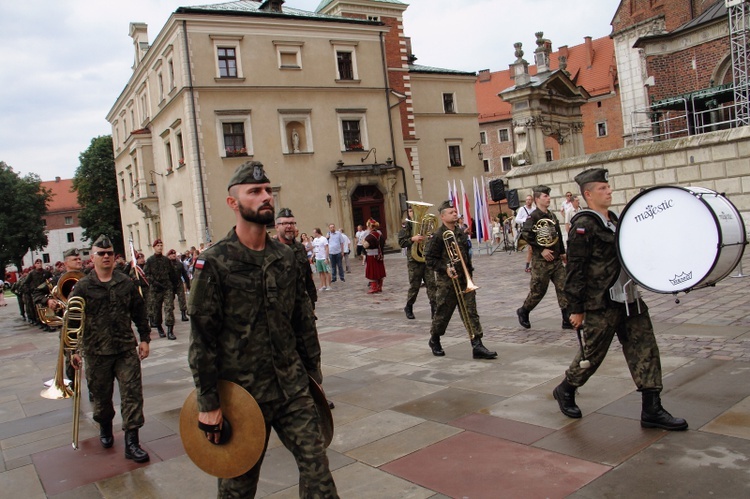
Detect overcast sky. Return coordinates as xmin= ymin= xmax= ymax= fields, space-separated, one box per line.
xmin=0 ymin=0 xmax=620 ymax=181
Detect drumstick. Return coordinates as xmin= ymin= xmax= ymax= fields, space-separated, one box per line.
xmin=576 ymin=327 xmax=591 ymax=369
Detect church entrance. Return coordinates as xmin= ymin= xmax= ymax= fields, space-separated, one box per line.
xmin=351 ymin=185 xmax=387 ymax=239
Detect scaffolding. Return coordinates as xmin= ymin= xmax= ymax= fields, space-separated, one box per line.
xmin=728 ymin=0 xmax=750 ymax=125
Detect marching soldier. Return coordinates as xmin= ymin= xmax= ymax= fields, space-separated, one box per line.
xmin=144 ymin=239 xmax=178 ymax=339
xmin=398 ymin=206 xmax=436 ymax=320
xmin=552 ymin=168 xmax=687 ymax=431
xmin=516 ymin=185 xmax=573 ymax=330
xmin=425 ymin=200 xmax=497 ymax=360
xmin=274 ymin=208 xmax=318 ymax=310
xmin=167 ymin=249 xmax=190 ymax=322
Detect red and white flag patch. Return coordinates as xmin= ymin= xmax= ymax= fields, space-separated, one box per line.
xmin=194 ymin=259 xmax=205 ymax=270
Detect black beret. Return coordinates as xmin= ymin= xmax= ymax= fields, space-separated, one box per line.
xmin=63 ymin=248 xmax=80 ymax=258
xmin=575 ymin=168 xmax=609 ymax=186
xmin=533 ymin=185 xmax=551 ymax=195
xmin=227 ymin=161 xmax=270 ymax=190
xmin=92 ymin=235 xmax=113 ymax=249
xmin=276 ymin=207 xmax=294 ymax=219
xmin=437 ymin=200 xmax=454 ymax=212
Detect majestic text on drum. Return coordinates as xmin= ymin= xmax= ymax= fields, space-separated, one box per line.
xmin=633 ymin=199 xmax=674 ymax=223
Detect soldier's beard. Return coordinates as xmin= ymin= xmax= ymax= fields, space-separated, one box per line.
xmin=239 ymin=201 xmax=274 ymax=225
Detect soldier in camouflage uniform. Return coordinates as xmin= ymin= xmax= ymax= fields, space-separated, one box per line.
xmin=144 ymin=239 xmax=178 ymax=339
xmin=167 ymin=249 xmax=190 ymax=322
xmin=552 ymin=168 xmax=687 ymax=431
xmin=188 ymin=161 xmax=338 ymax=498
xmin=425 ymin=201 xmax=497 ymax=360
xmin=516 ymin=185 xmax=573 ymax=330
xmin=25 ymin=259 xmax=52 ymax=329
xmin=398 ymin=207 xmax=436 ymax=320
xmin=70 ymin=235 xmax=152 ymax=461
xmin=274 ymin=208 xmax=318 ymax=310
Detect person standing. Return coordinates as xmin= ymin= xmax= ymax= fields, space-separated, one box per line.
xmin=425 ymin=201 xmax=497 ymax=360
xmin=398 ymin=207 xmax=436 ymax=320
xmin=326 ymin=223 xmax=345 ymax=283
xmin=552 ymin=168 xmax=687 ymax=431
xmin=340 ymin=229 xmax=352 ymax=274
xmin=517 ymin=185 xmax=572 ymax=331
xmin=70 ymin=235 xmax=151 ymax=462
xmin=167 ymin=249 xmax=190 ymax=322
xmin=363 ymin=218 xmax=386 ymax=293
xmin=311 ymin=228 xmax=331 ymax=291
xmin=188 ymin=161 xmax=338 ymax=497
xmin=144 ymin=239 xmax=178 ymax=339
xmin=563 ymin=194 xmax=582 ymax=246
xmin=560 ymin=191 xmax=573 ymax=219
xmin=355 ymin=224 xmax=367 ymax=265
xmin=514 ymin=195 xmax=535 ymax=272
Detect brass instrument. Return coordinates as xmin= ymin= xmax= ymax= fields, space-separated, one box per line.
xmin=65 ymin=296 xmax=86 ymax=449
xmin=405 ymin=201 xmax=437 ymax=263
xmin=442 ymin=230 xmax=479 ymax=340
xmin=532 ymin=218 xmax=559 ymax=247
xmin=52 ymin=271 xmax=85 ymax=306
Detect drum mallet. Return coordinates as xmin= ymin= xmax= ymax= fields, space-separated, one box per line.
xmin=576 ymin=327 xmax=591 ymax=369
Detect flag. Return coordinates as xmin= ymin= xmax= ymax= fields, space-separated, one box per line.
xmin=473 ymin=177 xmax=483 ymax=242
xmin=481 ymin=176 xmax=492 ymax=243
xmin=461 ymin=180 xmax=472 ymax=237
xmin=452 ymin=180 xmax=460 ymax=217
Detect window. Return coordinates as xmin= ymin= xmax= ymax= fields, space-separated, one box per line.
xmin=128 ymin=171 xmax=134 ymax=197
xmin=448 ymin=145 xmax=463 ymax=167
xmin=176 ymin=132 xmax=185 ymax=166
xmin=342 ymin=120 xmax=362 ymax=150
xmin=223 ymin=123 xmax=246 ymax=156
xmin=42 ymin=254 xmax=50 ymax=264
xmin=165 ymin=141 xmax=174 ymax=170
xmin=597 ymin=121 xmax=608 ymax=137
xmin=498 ymin=128 xmax=510 ymax=142
xmin=545 ymin=150 xmax=553 ymax=162
xmin=443 ymin=93 xmax=456 ymax=113
xmin=216 ymin=111 xmax=253 ymax=157
xmin=483 ymin=159 xmax=490 ymax=173
xmin=502 ymin=156 xmax=512 ymax=171
xmin=337 ymin=51 xmax=354 ymax=80
xmin=367 ymin=15 xmax=380 ymax=21
xmin=168 ymin=59 xmax=175 ymax=89
xmin=337 ymin=111 xmax=367 ymax=151
xmin=158 ymin=73 xmax=164 ymax=101
xmin=64 ymin=216 xmax=73 ymax=225
xmin=332 ymin=42 xmax=358 ymax=81
xmin=120 ymin=178 xmax=126 ymax=200
xmin=175 ymin=203 xmax=185 ymax=242
xmin=480 ymin=131 xmax=487 ymax=144
xmin=42 ymin=219 xmax=47 ymax=227
xmin=218 ymin=47 xmax=238 ymax=78
xmin=140 ymin=93 xmax=149 ymax=123
xmin=66 ymin=232 xmax=75 ymax=243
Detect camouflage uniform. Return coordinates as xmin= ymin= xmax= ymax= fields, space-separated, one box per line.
xmin=144 ymin=253 xmax=177 ymax=326
xmin=563 ymin=210 xmax=662 ymax=390
xmin=398 ymin=224 xmax=436 ymax=314
xmin=188 ymin=229 xmax=337 ymax=498
xmin=24 ymin=267 xmax=51 ymax=325
xmin=425 ymin=225 xmax=483 ymax=339
xmin=169 ymin=258 xmax=190 ymax=314
xmin=520 ymin=209 xmax=567 ymax=311
xmin=69 ymin=270 xmax=151 ymax=430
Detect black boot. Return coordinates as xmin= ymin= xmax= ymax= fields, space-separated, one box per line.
xmin=181 ymin=310 xmax=189 ymax=322
xmin=157 ymin=325 xmax=166 ymax=338
xmin=561 ymin=309 xmax=574 ymax=330
xmin=517 ymin=307 xmax=531 ymax=329
xmin=124 ymin=429 xmax=150 ymax=463
xmin=100 ymin=421 xmax=114 ymax=449
xmin=641 ymin=390 xmax=688 ymax=431
xmin=471 ymin=338 xmax=498 ymax=359
xmin=428 ymin=335 xmax=445 ymax=356
xmin=167 ymin=325 xmax=176 ymax=340
xmin=553 ymin=379 xmax=582 ymax=418
xmin=404 ymin=304 xmax=415 ymax=320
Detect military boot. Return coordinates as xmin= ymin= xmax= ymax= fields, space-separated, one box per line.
xmin=471 ymin=338 xmax=498 ymax=359
xmin=561 ymin=309 xmax=574 ymax=330
xmin=157 ymin=325 xmax=166 ymax=338
xmin=99 ymin=421 xmax=114 ymax=449
xmin=428 ymin=335 xmax=445 ymax=356
xmin=641 ymin=390 xmax=688 ymax=431
xmin=517 ymin=307 xmax=531 ymax=329
xmin=124 ymin=429 xmax=150 ymax=463
xmin=181 ymin=310 xmax=189 ymax=321
xmin=404 ymin=304 xmax=415 ymax=320
xmin=553 ymin=379 xmax=582 ymax=418
xmin=167 ymin=325 xmax=176 ymax=340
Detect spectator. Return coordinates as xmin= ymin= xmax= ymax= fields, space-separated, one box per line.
xmin=312 ymin=228 xmax=331 ymax=291
xmin=326 ymin=223 xmax=345 ymax=283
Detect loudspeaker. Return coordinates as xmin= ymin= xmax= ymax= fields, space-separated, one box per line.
xmin=507 ymin=189 xmax=520 ymax=210
xmin=489 ymin=179 xmax=506 ymax=201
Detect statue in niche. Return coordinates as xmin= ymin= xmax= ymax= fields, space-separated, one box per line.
xmin=292 ymin=129 xmax=300 ymax=153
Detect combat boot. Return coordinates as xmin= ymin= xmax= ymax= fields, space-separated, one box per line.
xmin=641 ymin=390 xmax=688 ymax=431
xmin=181 ymin=310 xmax=189 ymax=321
xmin=404 ymin=304 xmax=415 ymax=320
xmin=99 ymin=421 xmax=114 ymax=449
xmin=167 ymin=325 xmax=176 ymax=340
xmin=428 ymin=335 xmax=445 ymax=356
xmin=517 ymin=307 xmax=531 ymax=329
xmin=553 ymin=379 xmax=582 ymax=418
xmin=157 ymin=325 xmax=166 ymax=338
xmin=471 ymin=338 xmax=498 ymax=359
xmin=124 ymin=429 xmax=150 ymax=463
xmin=561 ymin=309 xmax=574 ymax=330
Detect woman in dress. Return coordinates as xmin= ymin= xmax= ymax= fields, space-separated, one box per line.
xmin=363 ymin=218 xmax=386 ymax=293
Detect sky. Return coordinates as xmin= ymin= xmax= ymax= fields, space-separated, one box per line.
xmin=0 ymin=0 xmax=620 ymax=182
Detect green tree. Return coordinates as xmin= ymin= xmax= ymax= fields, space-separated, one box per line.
xmin=0 ymin=161 xmax=51 ymax=273
xmin=73 ymin=136 xmax=124 ymax=255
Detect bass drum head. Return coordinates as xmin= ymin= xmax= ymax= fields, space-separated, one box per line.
xmin=617 ymin=186 xmax=720 ymax=293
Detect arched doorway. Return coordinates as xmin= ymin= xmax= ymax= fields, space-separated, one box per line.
xmin=351 ymin=185 xmax=387 ymax=239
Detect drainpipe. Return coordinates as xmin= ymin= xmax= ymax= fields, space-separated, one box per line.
xmin=182 ymin=20 xmax=211 ymax=243
xmin=379 ymin=31 xmax=409 ymax=201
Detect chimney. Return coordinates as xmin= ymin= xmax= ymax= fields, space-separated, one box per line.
xmin=55 ymin=176 xmax=61 ymax=182
xmin=558 ymin=45 xmax=569 ymax=60
xmin=129 ymin=22 xmax=149 ymax=70
xmin=584 ymin=36 xmax=593 ymax=68
xmin=478 ymin=69 xmax=491 ymax=82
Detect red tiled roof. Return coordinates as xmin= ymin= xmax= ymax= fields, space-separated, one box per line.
xmin=476 ymin=35 xmax=616 ymax=124
xmin=41 ymin=178 xmax=80 ymax=213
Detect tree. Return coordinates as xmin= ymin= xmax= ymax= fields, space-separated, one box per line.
xmin=0 ymin=161 xmax=51 ymax=273
xmin=73 ymin=136 xmax=124 ymax=255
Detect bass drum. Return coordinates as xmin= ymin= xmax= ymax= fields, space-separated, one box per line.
xmin=616 ymin=185 xmax=746 ymax=294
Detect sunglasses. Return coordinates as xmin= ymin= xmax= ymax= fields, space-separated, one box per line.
xmin=95 ymin=251 xmax=115 ymax=257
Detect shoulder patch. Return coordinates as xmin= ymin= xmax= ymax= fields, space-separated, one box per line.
xmin=194 ymin=259 xmax=205 ymax=270
xmin=576 ymin=227 xmax=586 ymax=234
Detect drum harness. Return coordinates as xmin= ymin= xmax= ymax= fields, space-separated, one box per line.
xmin=571 ymin=209 xmax=642 ymax=316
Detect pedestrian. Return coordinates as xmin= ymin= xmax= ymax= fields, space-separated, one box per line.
xmin=355 ymin=224 xmax=367 ymax=265
xmin=187 ymin=161 xmax=338 ymax=497
xmin=341 ymin=228 xmax=352 ymax=273
xmin=144 ymin=239 xmax=178 ymax=339
xmin=363 ymin=218 xmax=386 ymax=293
xmin=312 ymin=228 xmax=331 ymax=291
xmin=398 ymin=207 xmax=436 ymax=319
xmin=514 ymin=194 xmax=535 ymax=271
xmin=560 ymin=191 xmax=573 ymax=219
xmin=326 ymin=223 xmax=345 ymax=283
xmin=424 ymin=201 xmax=497 ymax=359
xmin=70 ymin=234 xmax=151 ymax=462
xmin=516 ymin=185 xmax=573 ymax=331
xmin=563 ymin=194 xmax=582 ymax=246
xmin=552 ymin=168 xmax=687 ymax=431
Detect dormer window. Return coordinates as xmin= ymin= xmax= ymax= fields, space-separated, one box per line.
xmin=259 ymin=0 xmax=284 ymax=12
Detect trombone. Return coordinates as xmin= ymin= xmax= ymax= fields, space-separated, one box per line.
xmin=442 ymin=230 xmax=479 ymax=340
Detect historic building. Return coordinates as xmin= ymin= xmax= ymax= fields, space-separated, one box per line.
xmin=106 ymin=0 xmax=482 ymax=251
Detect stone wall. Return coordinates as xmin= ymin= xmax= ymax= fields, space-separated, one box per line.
xmin=502 ymin=127 xmax=750 ymax=233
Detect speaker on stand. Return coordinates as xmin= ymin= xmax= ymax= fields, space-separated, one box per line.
xmin=489 ymin=179 xmax=506 ymax=202
xmin=506 ymin=189 xmax=520 ymax=211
